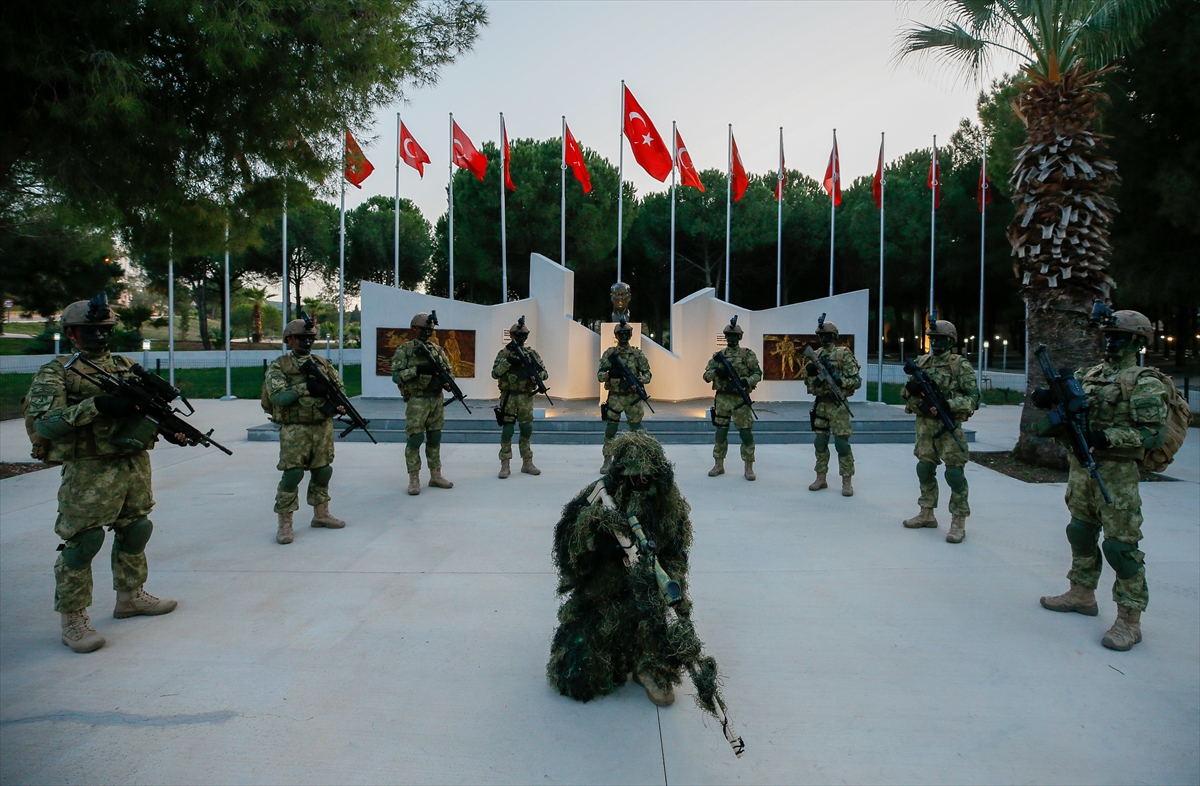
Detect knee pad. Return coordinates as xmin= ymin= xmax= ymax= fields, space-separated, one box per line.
xmin=1102 ymin=538 xmax=1142 ymax=580
xmin=714 ymin=426 xmax=730 ymax=442
xmin=604 ymin=422 xmax=619 ymax=440
xmin=1065 ymin=517 xmax=1100 ymax=554
xmin=629 ymin=422 xmax=644 ymax=432
xmin=944 ymin=465 xmax=967 ymax=493
xmin=311 ymin=464 xmax=333 ymax=487
xmin=279 ymin=467 xmax=304 ymax=491
xmin=833 ymin=435 xmax=851 ymax=453
xmin=59 ymin=528 xmax=105 ymax=570
xmin=813 ymin=431 xmax=830 ymax=451
xmin=114 ymin=517 xmax=153 ymax=555
xmin=916 ymin=460 xmax=938 ymax=485
xmin=738 ymin=428 xmax=754 ymax=447
xmin=500 ymin=423 xmax=515 ymax=441
xmin=426 ymin=430 xmax=442 ymax=449
xmin=406 ymin=433 xmax=425 ymax=451
xmin=519 ymin=422 xmax=533 ymax=439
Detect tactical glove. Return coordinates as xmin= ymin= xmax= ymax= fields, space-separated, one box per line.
xmin=415 ymin=359 xmax=437 ymax=375
xmin=304 ymin=375 xmax=330 ymax=397
xmin=94 ymin=396 xmax=137 ymax=417
xmin=607 ymin=366 xmax=622 ymax=379
xmin=508 ymin=353 xmax=523 ymax=367
xmin=1030 ymin=388 xmax=1055 ymax=410
xmin=1087 ymin=429 xmax=1111 ymax=449
xmin=805 ymin=363 xmax=819 ymax=377
xmin=904 ymin=379 xmax=923 ymax=397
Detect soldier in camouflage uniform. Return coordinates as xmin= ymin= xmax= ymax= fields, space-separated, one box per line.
xmin=491 ymin=316 xmax=548 ymax=479
xmin=803 ymin=317 xmax=862 ymax=496
xmin=1036 ymin=309 xmax=1168 ymax=652
xmin=900 ymin=319 xmax=980 ymax=543
xmin=25 ymin=295 xmax=178 ymax=653
xmin=597 ymin=320 xmax=653 ymax=474
xmin=702 ymin=316 xmax=763 ymax=481
xmin=391 ymin=312 xmax=455 ymax=495
xmin=264 ymin=315 xmax=348 ymax=545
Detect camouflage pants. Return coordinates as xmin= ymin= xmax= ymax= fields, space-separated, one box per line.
xmin=53 ymin=453 xmax=154 ymax=613
xmin=712 ymin=392 xmax=755 ymax=462
xmin=404 ymin=395 xmax=446 ymax=472
xmin=602 ymin=393 xmax=645 ymax=457
xmin=1064 ymin=458 xmax=1148 ymax=611
xmin=913 ymin=415 xmax=970 ymax=516
xmin=498 ymin=393 xmax=535 ymax=461
xmin=274 ymin=421 xmax=335 ymax=514
xmin=812 ymin=399 xmax=854 ymax=476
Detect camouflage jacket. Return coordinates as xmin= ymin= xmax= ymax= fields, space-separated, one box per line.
xmin=802 ymin=345 xmax=861 ymax=400
xmin=1074 ymin=357 xmax=1169 ymax=462
xmin=902 ymin=352 xmax=980 ymax=421
xmin=391 ymin=338 xmax=453 ymax=400
xmin=264 ymin=352 xmax=344 ymax=425
xmin=25 ymin=352 xmax=154 ymax=462
xmin=597 ymin=345 xmax=651 ymax=393
xmin=491 ymin=344 xmax=548 ymax=395
xmin=702 ymin=345 xmax=762 ymax=394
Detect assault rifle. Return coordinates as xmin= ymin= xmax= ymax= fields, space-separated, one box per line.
xmin=609 ymin=352 xmax=654 ymax=413
xmin=803 ymin=344 xmax=854 ymax=416
xmin=414 ymin=340 xmax=471 ymax=413
xmin=299 ymin=357 xmax=377 ymax=443
xmin=713 ymin=351 xmax=758 ymax=419
xmin=1033 ymin=344 xmax=1112 ymax=504
xmin=903 ymin=359 xmax=966 ymax=451
xmin=508 ymin=342 xmax=554 ymax=406
xmin=64 ymin=353 xmax=233 ymax=455
xmin=585 ymin=480 xmax=745 ymax=758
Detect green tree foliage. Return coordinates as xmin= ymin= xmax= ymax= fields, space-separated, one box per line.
xmin=345 ymin=195 xmax=432 ymax=293
xmin=234 ymin=191 xmax=338 ymax=315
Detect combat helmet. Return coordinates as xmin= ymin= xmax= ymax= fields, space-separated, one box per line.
xmin=510 ymin=315 xmax=530 ymax=337
xmin=60 ymin=292 xmax=119 ymax=327
xmin=925 ymin=316 xmax=958 ymax=342
xmin=816 ymin=313 xmax=839 ymax=338
xmin=614 ymin=318 xmax=633 ymax=340
xmin=1091 ymin=301 xmax=1153 ymax=340
xmin=723 ymin=315 xmax=744 ymax=337
xmin=411 ymin=311 xmax=438 ymax=330
xmin=282 ymin=310 xmax=318 ymax=338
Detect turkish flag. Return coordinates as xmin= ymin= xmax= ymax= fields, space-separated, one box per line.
xmin=823 ymin=136 xmax=842 ymax=206
xmin=502 ymin=116 xmax=515 ymax=192
xmin=978 ymin=159 xmax=993 ymax=212
xmin=774 ymin=143 xmax=786 ymax=201
xmin=564 ymin=123 xmax=592 ymax=194
xmin=872 ymin=139 xmax=885 ymax=209
xmin=675 ymin=128 xmax=704 ymax=192
xmin=623 ymin=86 xmax=672 ymax=182
xmin=399 ymin=122 xmax=431 ymax=178
xmin=731 ymin=135 xmax=748 ymax=202
xmin=452 ymin=121 xmax=487 ymax=181
xmin=344 ymin=131 xmax=374 ymax=189
xmin=928 ymin=143 xmax=942 ymax=209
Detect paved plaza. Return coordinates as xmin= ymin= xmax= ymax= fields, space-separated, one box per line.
xmin=1 ymin=402 xmax=1197 ymax=785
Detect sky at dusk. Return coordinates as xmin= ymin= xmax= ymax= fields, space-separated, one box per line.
xmin=338 ymin=0 xmax=1017 ymax=224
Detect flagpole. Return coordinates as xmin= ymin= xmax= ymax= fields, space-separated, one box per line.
xmin=725 ymin=124 xmax=732 ymax=303
xmin=561 ymin=116 xmax=567 ymax=268
xmin=282 ymin=177 xmax=289 ymax=331
xmin=829 ymin=129 xmax=836 ymax=298
xmin=977 ymin=136 xmax=988 ymax=387
xmin=338 ymin=140 xmax=346 ymax=377
xmin=877 ymin=133 xmax=886 ymax=402
xmin=670 ymin=120 xmax=677 ymax=348
xmin=500 ymin=113 xmax=508 ymax=303
xmin=394 ymin=112 xmax=401 ymax=288
xmin=929 ymin=135 xmax=937 ymax=320
xmin=776 ymin=126 xmax=783 ymax=309
xmin=448 ymin=112 xmax=455 ymax=301
xmin=168 ymin=230 xmax=175 ymax=387
xmin=221 ymin=221 xmax=235 ymax=401
xmin=617 ymin=81 xmax=625 ymax=283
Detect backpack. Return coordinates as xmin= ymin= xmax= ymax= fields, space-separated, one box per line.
xmin=1119 ymin=367 xmax=1192 ymax=473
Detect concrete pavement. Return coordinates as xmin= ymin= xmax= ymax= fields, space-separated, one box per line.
xmin=1 ymin=402 xmax=1197 ymax=784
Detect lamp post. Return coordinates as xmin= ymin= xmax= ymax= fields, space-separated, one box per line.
xmin=983 ymin=340 xmax=990 ymax=372
xmin=1002 ymin=339 xmax=1008 ymax=372
xmin=53 ymin=332 xmax=60 ymax=355
xmin=142 ymin=338 xmax=151 ymax=370
xmin=899 ymin=337 xmax=905 ymax=365
xmin=325 ymin=333 xmax=332 ymax=360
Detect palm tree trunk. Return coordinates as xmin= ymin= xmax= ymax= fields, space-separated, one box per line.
xmin=252 ymin=303 xmax=263 ymax=344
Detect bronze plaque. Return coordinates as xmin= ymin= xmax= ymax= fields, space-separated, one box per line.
xmin=762 ymin=334 xmax=855 ymax=381
xmin=376 ymin=328 xmax=476 ymax=378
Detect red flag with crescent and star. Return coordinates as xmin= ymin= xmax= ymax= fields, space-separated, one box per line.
xmin=344 ymin=131 xmax=374 ymax=189
xmin=564 ymin=123 xmax=592 ymax=194
xmin=399 ymin=122 xmax=431 ymax=178
xmin=823 ymin=135 xmax=842 ymax=207
xmin=622 ymin=86 xmax=672 ymax=182
xmin=928 ymin=142 xmax=942 ymax=209
xmin=978 ymin=158 xmax=993 ymax=212
xmin=731 ymin=134 xmax=748 ymax=202
xmin=674 ymin=128 xmax=704 ymax=192
xmin=452 ymin=121 xmax=487 ymax=181
xmin=502 ymin=116 xmax=515 ymax=192
xmin=872 ymin=138 xmax=885 ymax=209
xmin=774 ymin=144 xmax=787 ymax=201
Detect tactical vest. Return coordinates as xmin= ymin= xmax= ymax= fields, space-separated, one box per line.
xmin=31 ymin=354 xmax=146 ymax=462
xmin=266 ymin=353 xmax=335 ymax=424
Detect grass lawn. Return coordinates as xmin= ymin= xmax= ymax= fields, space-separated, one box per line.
xmin=866 ymin=381 xmax=1022 ymax=406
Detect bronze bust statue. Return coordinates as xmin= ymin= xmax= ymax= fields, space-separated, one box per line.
xmin=609 ymin=281 xmax=632 ymax=322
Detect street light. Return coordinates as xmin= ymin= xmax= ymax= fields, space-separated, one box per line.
xmin=900 ymin=337 xmax=905 ymax=364
xmin=142 ymin=338 xmax=151 ymax=370
xmin=983 ymin=340 xmax=990 ymax=372
xmin=53 ymin=332 xmax=60 ymax=355
xmin=1002 ymin=339 xmax=1008 ymax=372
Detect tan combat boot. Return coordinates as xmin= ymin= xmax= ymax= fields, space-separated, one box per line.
xmin=600 ymin=455 xmax=612 ymax=474
xmin=61 ymin=610 xmax=105 ymax=653
xmin=428 ymin=468 xmax=453 ymax=489
xmin=1039 ymin=582 xmax=1099 ymax=616
xmin=407 ymin=472 xmax=421 ymax=496
xmin=808 ymin=472 xmax=828 ymax=491
xmin=521 ymin=457 xmax=541 ymax=475
xmin=903 ymin=508 xmax=938 ymax=528
xmin=633 ymin=672 xmax=675 ymax=707
xmin=311 ymin=502 xmax=346 ymax=529
xmin=1102 ymin=606 xmax=1143 ymax=651
xmin=498 ymin=460 xmax=511 ymax=479
xmin=841 ymin=476 xmax=854 ymax=497
xmin=114 ymin=586 xmax=177 ymax=619
xmin=276 ymin=512 xmax=294 ymax=544
xmin=744 ymin=461 xmax=756 ymax=481
xmin=708 ymin=458 xmax=725 ymax=477
xmin=946 ymin=515 xmax=966 ymax=543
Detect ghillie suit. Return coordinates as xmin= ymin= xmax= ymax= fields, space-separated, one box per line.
xmin=548 ymin=431 xmax=744 ymax=757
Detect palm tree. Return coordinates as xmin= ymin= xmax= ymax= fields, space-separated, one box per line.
xmin=244 ymin=286 xmax=268 ymax=344
xmin=897 ymin=0 xmax=1165 ymax=465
